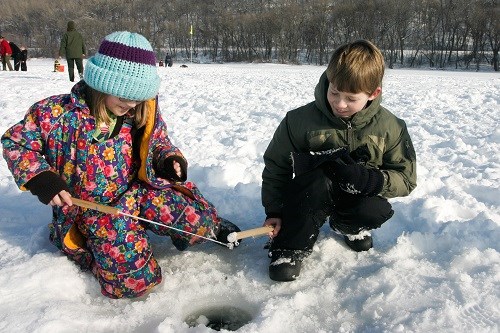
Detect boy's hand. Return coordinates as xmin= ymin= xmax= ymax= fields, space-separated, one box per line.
xmin=264 ymin=217 xmax=281 ymax=238
xmin=333 ymin=163 xmax=384 ymax=197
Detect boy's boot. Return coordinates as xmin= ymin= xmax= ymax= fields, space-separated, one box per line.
xmin=343 ymin=231 xmax=373 ymax=252
xmin=330 ymin=219 xmax=373 ymax=252
xmin=269 ymin=249 xmax=309 ymax=282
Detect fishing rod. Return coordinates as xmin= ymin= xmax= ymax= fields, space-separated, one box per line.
xmin=71 ymin=198 xmax=273 ymax=249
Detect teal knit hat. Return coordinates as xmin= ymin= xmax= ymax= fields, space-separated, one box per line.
xmin=84 ymin=31 xmax=160 ymax=101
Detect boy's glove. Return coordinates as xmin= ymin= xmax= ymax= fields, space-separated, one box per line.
xmin=24 ymin=171 xmax=70 ymax=205
xmin=324 ymin=153 xmax=384 ymax=197
xmin=154 ymin=154 xmax=187 ymax=182
xmin=291 ymin=147 xmax=349 ymax=177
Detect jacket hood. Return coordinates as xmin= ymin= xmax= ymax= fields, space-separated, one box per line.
xmin=67 ymin=21 xmax=76 ymax=31
xmin=313 ymin=70 xmax=383 ymax=128
xmin=69 ymin=81 xmax=92 ymax=112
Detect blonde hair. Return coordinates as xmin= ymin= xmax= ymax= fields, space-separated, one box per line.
xmin=326 ymin=40 xmax=385 ymax=95
xmin=86 ymin=86 xmax=149 ymax=128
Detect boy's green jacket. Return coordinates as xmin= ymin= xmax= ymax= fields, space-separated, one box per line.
xmin=262 ymin=71 xmax=417 ymax=216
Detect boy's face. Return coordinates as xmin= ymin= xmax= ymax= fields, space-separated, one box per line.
xmin=327 ymin=83 xmax=381 ymax=119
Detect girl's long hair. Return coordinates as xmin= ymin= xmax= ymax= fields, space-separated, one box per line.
xmin=85 ymin=86 xmax=149 ymax=128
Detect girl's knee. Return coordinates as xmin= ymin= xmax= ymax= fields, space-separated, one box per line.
xmin=95 ymin=255 xmax=162 ymax=299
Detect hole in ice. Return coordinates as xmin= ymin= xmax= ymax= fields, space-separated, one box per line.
xmin=184 ymin=305 xmax=253 ymax=331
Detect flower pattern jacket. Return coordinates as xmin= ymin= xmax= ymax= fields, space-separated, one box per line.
xmin=1 ymin=82 xmax=199 ymax=269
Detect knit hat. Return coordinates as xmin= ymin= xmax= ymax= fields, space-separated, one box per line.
xmin=84 ymin=31 xmax=161 ymax=101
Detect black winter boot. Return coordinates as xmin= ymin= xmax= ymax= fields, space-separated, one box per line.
xmin=269 ymin=249 xmax=309 ymax=282
xmin=215 ymin=218 xmax=242 ymax=247
xmin=343 ymin=232 xmax=373 ymax=252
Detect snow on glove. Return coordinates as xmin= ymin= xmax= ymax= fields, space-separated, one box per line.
xmin=24 ymin=171 xmax=70 ymax=205
xmin=328 ymin=153 xmax=384 ymax=196
xmin=154 ymin=153 xmax=187 ymax=182
xmin=291 ymin=147 xmax=349 ymax=177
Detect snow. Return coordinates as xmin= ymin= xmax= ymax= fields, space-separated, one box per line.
xmin=0 ymin=59 xmax=499 ymax=333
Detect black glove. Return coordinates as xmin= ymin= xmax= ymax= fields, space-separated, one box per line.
xmin=325 ymin=153 xmax=384 ymax=197
xmin=24 ymin=171 xmax=70 ymax=204
xmin=153 ymin=154 xmax=187 ymax=182
xmin=291 ymin=147 xmax=349 ymax=177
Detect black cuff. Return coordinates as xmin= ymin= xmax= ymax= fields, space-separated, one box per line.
xmin=266 ymin=212 xmax=282 ymax=220
xmin=154 ymin=155 xmax=187 ymax=182
xmin=24 ymin=171 xmax=69 ymax=205
xmin=364 ymin=169 xmax=384 ymax=196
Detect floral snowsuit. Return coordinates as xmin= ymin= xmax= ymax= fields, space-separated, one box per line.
xmin=1 ymin=82 xmax=221 ymax=298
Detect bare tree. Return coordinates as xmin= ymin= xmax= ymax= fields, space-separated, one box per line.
xmin=0 ymin=0 xmax=497 ymax=70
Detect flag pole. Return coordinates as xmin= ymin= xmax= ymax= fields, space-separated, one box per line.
xmin=190 ymin=24 xmax=193 ymax=63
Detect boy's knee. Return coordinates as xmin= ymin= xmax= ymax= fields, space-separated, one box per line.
xmin=332 ymin=196 xmax=394 ymax=231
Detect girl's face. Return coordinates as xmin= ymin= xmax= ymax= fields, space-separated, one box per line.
xmin=104 ymin=95 xmax=141 ymax=116
xmin=326 ymin=83 xmax=381 ymax=118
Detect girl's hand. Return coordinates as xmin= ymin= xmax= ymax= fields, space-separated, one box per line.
xmin=158 ymin=161 xmax=182 ymax=184
xmin=263 ymin=217 xmax=282 ymax=238
xmin=154 ymin=155 xmax=186 ymax=182
xmin=49 ymin=190 xmax=73 ymax=207
xmin=172 ymin=160 xmax=182 ymax=178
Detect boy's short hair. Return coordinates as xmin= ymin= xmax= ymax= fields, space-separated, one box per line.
xmin=326 ymin=40 xmax=385 ymax=95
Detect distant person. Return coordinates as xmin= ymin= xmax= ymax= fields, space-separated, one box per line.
xmin=59 ymin=20 xmax=86 ymax=81
xmin=9 ymin=41 xmax=22 ymax=71
xmin=0 ymin=36 xmax=14 ymax=71
xmin=19 ymin=46 xmax=28 ymax=71
xmin=165 ymin=53 xmax=173 ymax=67
xmin=2 ymin=31 xmax=241 ymax=299
xmin=261 ymin=40 xmax=417 ymax=282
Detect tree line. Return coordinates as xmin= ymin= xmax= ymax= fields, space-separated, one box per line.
xmin=1 ymin=0 xmax=498 ymax=71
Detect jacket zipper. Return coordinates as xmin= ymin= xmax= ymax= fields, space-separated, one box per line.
xmin=345 ymin=120 xmax=353 ymax=150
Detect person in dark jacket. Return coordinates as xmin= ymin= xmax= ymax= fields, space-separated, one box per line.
xmin=59 ymin=20 xmax=86 ymax=81
xmin=261 ymin=40 xmax=417 ymax=282
xmin=19 ymin=46 xmax=28 ymax=71
xmin=165 ymin=53 xmax=173 ymax=67
xmin=9 ymin=41 xmax=21 ymax=71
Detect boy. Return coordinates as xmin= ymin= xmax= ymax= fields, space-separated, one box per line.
xmin=261 ymin=40 xmax=417 ymax=281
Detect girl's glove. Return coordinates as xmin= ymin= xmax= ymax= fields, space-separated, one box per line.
xmin=154 ymin=154 xmax=187 ymax=182
xmin=324 ymin=154 xmax=384 ymax=197
xmin=24 ymin=171 xmax=70 ymax=204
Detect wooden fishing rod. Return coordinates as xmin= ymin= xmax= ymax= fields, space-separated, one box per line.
xmin=71 ymin=198 xmax=273 ymax=248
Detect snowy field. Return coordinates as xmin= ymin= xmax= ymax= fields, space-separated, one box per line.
xmin=0 ymin=59 xmax=499 ymax=332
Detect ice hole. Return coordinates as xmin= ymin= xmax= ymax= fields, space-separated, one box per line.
xmin=184 ymin=305 xmax=253 ymax=331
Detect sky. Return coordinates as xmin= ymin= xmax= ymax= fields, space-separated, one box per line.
xmin=0 ymin=59 xmax=498 ymax=333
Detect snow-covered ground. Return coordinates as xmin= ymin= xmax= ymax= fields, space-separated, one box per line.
xmin=0 ymin=59 xmax=498 ymax=332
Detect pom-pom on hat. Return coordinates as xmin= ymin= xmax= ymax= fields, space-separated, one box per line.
xmin=84 ymin=31 xmax=160 ymax=101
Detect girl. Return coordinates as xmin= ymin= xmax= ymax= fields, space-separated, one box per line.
xmin=2 ymin=31 xmax=239 ymax=298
